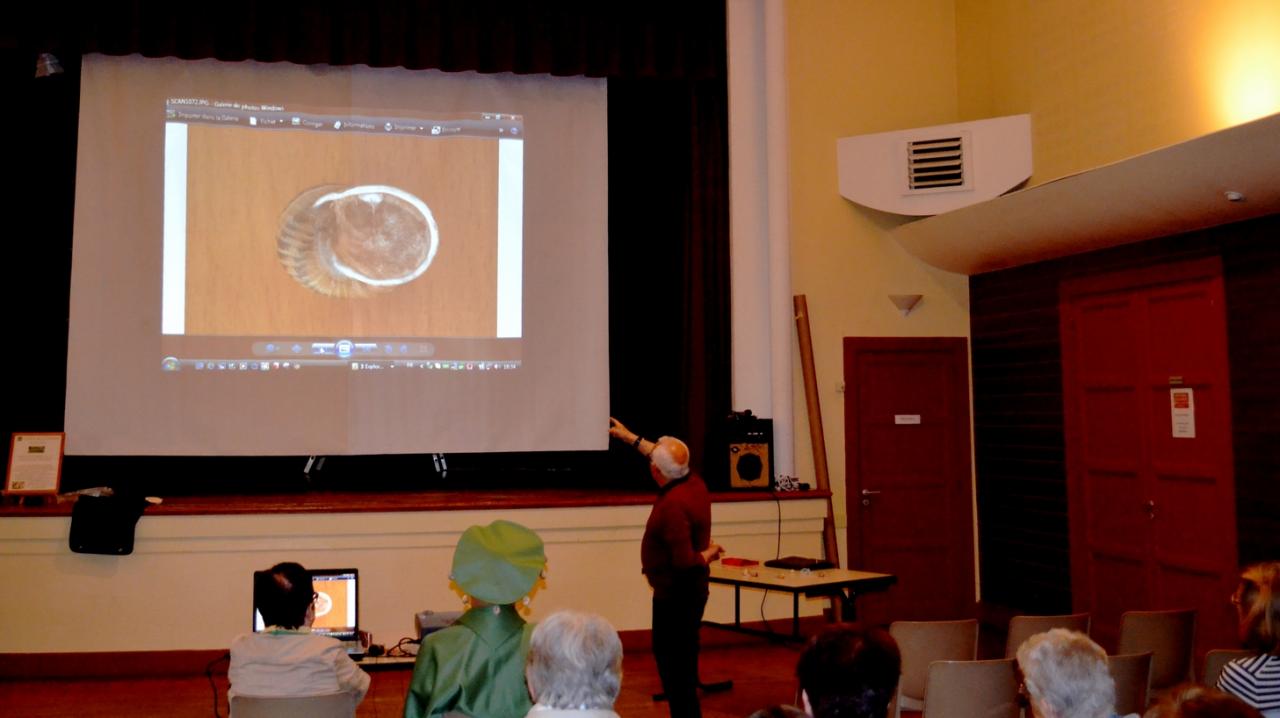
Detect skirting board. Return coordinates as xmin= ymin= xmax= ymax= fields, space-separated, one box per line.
xmin=0 ymin=616 xmax=829 ymax=680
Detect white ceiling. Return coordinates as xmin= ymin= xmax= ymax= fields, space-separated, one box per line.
xmin=890 ymin=112 xmax=1280 ymax=276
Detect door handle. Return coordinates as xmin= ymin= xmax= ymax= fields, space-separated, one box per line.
xmin=1145 ymin=499 xmax=1157 ymax=519
xmin=861 ymin=488 xmax=880 ymax=507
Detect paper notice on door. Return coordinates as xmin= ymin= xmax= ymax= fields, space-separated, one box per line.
xmin=894 ymin=414 xmax=921 ymax=425
xmin=1170 ymin=388 xmax=1195 ymax=439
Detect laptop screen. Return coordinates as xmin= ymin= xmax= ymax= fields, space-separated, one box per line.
xmin=253 ymin=567 xmax=359 ymax=645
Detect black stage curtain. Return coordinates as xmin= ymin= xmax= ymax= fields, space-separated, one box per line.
xmin=0 ymin=3 xmax=730 ymax=492
xmin=7 ymin=2 xmax=725 ymax=79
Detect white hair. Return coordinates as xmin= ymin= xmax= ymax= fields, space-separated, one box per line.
xmin=1016 ymin=629 xmax=1116 ymax=718
xmin=526 ymin=610 xmax=623 ymax=710
xmin=650 ymin=436 xmax=690 ymax=480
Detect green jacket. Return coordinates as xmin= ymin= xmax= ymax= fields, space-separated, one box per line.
xmin=403 ymin=604 xmax=535 ymax=718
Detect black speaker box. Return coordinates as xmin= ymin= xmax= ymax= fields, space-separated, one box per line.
xmin=726 ymin=414 xmax=773 ymax=490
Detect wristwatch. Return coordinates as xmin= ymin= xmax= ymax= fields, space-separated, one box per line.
xmin=632 ymin=435 xmax=643 ymax=449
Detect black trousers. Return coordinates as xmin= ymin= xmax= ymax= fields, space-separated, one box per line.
xmin=652 ymin=582 xmax=709 ymax=718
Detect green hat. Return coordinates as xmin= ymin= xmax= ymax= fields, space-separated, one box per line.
xmin=450 ymin=520 xmax=546 ymax=605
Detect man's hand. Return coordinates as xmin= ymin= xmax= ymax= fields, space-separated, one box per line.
xmin=701 ymin=541 xmax=725 ymax=564
xmin=608 ymin=416 xmax=634 ymax=443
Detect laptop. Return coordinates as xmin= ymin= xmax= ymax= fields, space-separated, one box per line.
xmin=762 ymin=556 xmax=835 ymax=571
xmin=253 ymin=567 xmax=364 ymax=657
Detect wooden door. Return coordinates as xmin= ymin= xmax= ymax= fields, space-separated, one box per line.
xmin=844 ymin=338 xmax=975 ymax=623
xmin=1061 ymin=257 xmax=1238 ymax=652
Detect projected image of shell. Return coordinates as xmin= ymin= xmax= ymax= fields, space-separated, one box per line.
xmin=278 ymin=184 xmax=439 ymax=298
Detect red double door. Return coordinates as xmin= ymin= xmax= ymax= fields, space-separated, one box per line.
xmin=1060 ymin=257 xmax=1238 ymax=653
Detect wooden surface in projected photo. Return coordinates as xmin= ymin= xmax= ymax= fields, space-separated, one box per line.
xmin=183 ymin=126 xmax=500 ymax=337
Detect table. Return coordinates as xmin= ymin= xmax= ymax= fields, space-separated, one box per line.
xmin=359 ymin=654 xmax=417 ymax=670
xmin=705 ymin=561 xmax=897 ymax=642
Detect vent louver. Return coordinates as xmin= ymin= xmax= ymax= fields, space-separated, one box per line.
xmin=838 ymin=113 xmax=1030 ymax=216
xmin=908 ymin=136 xmax=965 ymax=190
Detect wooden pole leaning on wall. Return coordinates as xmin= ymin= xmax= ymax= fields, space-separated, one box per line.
xmin=794 ymin=295 xmax=843 ymax=620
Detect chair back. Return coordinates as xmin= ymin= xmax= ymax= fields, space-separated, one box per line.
xmin=890 ymin=619 xmax=979 ymax=716
xmin=1005 ymin=613 xmax=1091 ymax=658
xmin=1203 ymin=649 xmax=1256 ymax=687
xmin=1108 ymin=651 xmax=1153 ymax=715
xmin=1116 ymin=609 xmax=1196 ymax=692
xmin=923 ymin=659 xmax=1019 ymax=718
xmin=230 ymin=692 xmax=356 ymax=718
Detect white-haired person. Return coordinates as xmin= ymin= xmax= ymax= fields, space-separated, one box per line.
xmin=1217 ymin=561 xmax=1280 ymax=718
xmin=609 ymin=417 xmax=724 ymax=718
xmin=524 ymin=610 xmax=624 ymax=717
xmin=1017 ymin=629 xmax=1130 ymax=718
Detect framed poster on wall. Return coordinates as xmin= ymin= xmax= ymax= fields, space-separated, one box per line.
xmin=5 ymin=433 xmax=65 ymax=495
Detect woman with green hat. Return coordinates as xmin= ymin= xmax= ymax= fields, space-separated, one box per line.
xmin=404 ymin=519 xmax=547 ymax=718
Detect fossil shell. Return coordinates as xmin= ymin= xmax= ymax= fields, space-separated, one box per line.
xmin=278 ymin=184 xmax=439 ymax=298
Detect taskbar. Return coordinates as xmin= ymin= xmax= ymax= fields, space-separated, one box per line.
xmin=160 ymin=358 xmax=521 ymax=372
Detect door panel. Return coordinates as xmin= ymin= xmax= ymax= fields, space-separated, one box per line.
xmin=1081 ymin=389 xmax=1143 ymax=470
xmin=862 ymin=423 xmax=948 ymax=476
xmin=1061 ymin=257 xmax=1238 ymax=658
xmin=862 ymin=544 xmax=954 ymax=621
xmin=1068 ymin=292 xmax=1152 ymax=641
xmin=1091 ymin=552 xmax=1149 ymax=650
xmin=1085 ymin=470 xmax=1148 ymax=550
xmin=844 ymin=338 xmax=974 ymax=623
xmin=1158 ymin=561 xmax=1237 ymax=655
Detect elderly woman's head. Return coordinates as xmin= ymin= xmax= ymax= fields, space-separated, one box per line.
xmin=1016 ymin=629 xmax=1116 ymax=718
xmin=1233 ymin=562 xmax=1280 ymax=654
xmin=525 ymin=610 xmax=623 ymax=711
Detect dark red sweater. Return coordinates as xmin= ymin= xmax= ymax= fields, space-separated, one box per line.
xmin=641 ymin=473 xmax=712 ymax=597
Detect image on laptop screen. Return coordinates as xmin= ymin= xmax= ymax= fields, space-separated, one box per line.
xmin=253 ymin=567 xmax=360 ymax=649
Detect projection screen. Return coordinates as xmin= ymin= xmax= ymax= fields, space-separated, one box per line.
xmin=66 ymin=55 xmax=609 ymax=456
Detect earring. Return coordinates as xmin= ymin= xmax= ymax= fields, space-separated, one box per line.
xmin=461 ymin=595 xmax=471 ymax=609
xmin=522 ymin=596 xmax=531 ymax=607
xmin=492 ymin=605 xmax=501 ymax=615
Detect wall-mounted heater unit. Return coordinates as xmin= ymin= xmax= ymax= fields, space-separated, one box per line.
xmin=837 ymin=114 xmax=1032 ymax=216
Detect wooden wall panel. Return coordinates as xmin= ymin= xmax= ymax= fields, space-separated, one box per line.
xmin=972 ymin=267 xmax=1072 ymax=613
xmin=1221 ymin=220 xmax=1280 ymax=564
xmin=972 ymin=212 xmax=1280 ymax=614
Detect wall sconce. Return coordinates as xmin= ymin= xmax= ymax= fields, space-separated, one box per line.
xmin=889 ymin=294 xmax=923 ymax=316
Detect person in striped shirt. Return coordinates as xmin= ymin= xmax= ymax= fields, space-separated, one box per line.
xmin=1218 ymin=562 xmax=1280 ymax=718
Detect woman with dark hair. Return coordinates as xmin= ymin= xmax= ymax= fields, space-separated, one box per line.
xmin=795 ymin=624 xmax=901 ymax=718
xmin=1217 ymin=562 xmax=1280 ymax=718
xmin=229 ymin=561 xmax=370 ymax=704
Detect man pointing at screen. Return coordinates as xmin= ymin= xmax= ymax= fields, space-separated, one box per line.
xmin=609 ymin=417 xmax=723 ymax=718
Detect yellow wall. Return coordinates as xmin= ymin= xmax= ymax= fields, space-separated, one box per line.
xmin=788 ymin=0 xmax=1280 ymax=580
xmin=785 ymin=0 xmax=972 ymax=545
xmin=957 ymin=0 xmax=1280 ymax=185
